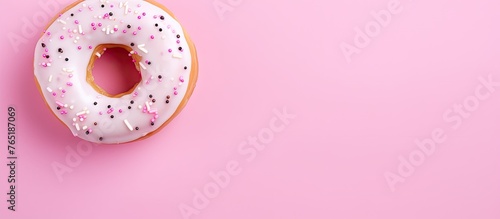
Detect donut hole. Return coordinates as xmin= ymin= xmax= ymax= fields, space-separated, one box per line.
xmin=91 ymin=47 xmax=142 ymax=96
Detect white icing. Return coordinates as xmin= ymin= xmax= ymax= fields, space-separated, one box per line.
xmin=34 ymin=0 xmax=193 ymax=144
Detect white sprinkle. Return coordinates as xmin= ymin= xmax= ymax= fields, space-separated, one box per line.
xmin=58 ymin=87 xmax=63 ymax=90
xmin=56 ymin=101 xmax=64 ymax=107
xmin=119 ymin=2 xmax=123 ymax=8
xmin=149 ymin=109 xmax=157 ymax=114
xmin=73 ymin=118 xmax=77 ymax=122
xmin=102 ymin=27 xmax=106 ymax=32
xmin=106 ymin=26 xmax=110 ymax=35
xmin=46 ymin=87 xmax=53 ymax=92
xmin=125 ymin=5 xmax=129 ymax=14
xmin=130 ymin=50 xmax=135 ymax=54
xmin=46 ymin=63 xmax=52 ymax=67
xmin=96 ymin=52 xmax=101 ymax=58
xmin=75 ymin=123 xmax=80 ymax=131
xmin=83 ymin=3 xmax=86 ymax=7
xmin=139 ymin=62 xmax=147 ymax=70
xmin=48 ymin=75 xmax=53 ymax=82
xmin=124 ymin=119 xmax=133 ymax=131
xmin=145 ymin=102 xmax=151 ymax=111
xmin=172 ymin=54 xmax=183 ymax=59
xmin=137 ymin=44 xmax=148 ymax=53
xmin=76 ymin=111 xmax=87 ymax=116
xmin=78 ymin=25 xmax=83 ymax=34
xmin=62 ymin=68 xmax=74 ymax=73
xmin=73 ymin=40 xmax=78 ymax=44
xmin=138 ymin=105 xmax=142 ymax=109
xmin=72 ymin=29 xmax=77 ymax=33
xmin=82 ymin=126 xmax=88 ymax=130
xmin=179 ymin=82 xmax=183 ymax=86
xmin=161 ymin=36 xmax=166 ymax=40
xmin=76 ymin=36 xmax=80 ymax=40
xmin=170 ymin=77 xmax=174 ymax=81
xmin=70 ymin=105 xmax=74 ymax=110
xmin=57 ymin=19 xmax=67 ymax=24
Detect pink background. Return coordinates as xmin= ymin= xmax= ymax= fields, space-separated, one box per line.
xmin=1 ymin=0 xmax=500 ymax=218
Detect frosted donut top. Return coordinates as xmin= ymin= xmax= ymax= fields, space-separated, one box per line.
xmin=34 ymin=0 xmax=193 ymax=144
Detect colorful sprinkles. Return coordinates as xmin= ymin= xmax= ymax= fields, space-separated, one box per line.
xmin=34 ymin=0 xmax=192 ymax=144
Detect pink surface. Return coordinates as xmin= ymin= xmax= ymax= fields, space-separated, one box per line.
xmin=1 ymin=0 xmax=500 ymax=218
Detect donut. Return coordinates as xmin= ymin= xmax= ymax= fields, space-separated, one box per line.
xmin=33 ymin=0 xmax=198 ymax=144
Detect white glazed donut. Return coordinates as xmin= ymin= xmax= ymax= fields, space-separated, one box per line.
xmin=34 ymin=0 xmax=198 ymax=144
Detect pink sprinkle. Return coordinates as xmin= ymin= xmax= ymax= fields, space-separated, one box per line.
xmin=60 ymin=35 xmax=64 ymax=39
xmin=78 ymin=8 xmax=83 ymax=12
xmin=99 ymin=112 xmax=103 ymax=115
xmin=151 ymin=119 xmax=155 ymax=122
xmin=168 ymin=49 xmax=172 ymax=53
xmin=42 ymin=54 xmax=46 ymax=58
xmin=110 ymin=4 xmax=114 ymax=8
xmin=62 ymin=89 xmax=66 ymax=93
xmin=153 ymin=15 xmax=157 ymax=19
xmin=61 ymin=94 xmax=65 ymax=98
xmin=138 ymin=26 xmax=142 ymax=30
xmin=142 ymin=12 xmax=146 ymax=16
xmin=74 ymin=20 xmax=79 ymax=24
xmin=133 ymin=31 xmax=137 ymax=35
xmin=150 ymin=35 xmax=155 ymax=39
xmin=91 ymin=23 xmax=95 ymax=26
xmin=69 ymin=74 xmax=73 ymax=78
xmin=56 ymin=101 xmax=64 ymax=107
xmin=107 ymin=108 xmax=114 ymax=114
xmin=123 ymin=30 xmax=127 ymax=33
xmin=167 ymin=25 xmax=171 ymax=29
xmin=52 ymin=92 xmax=57 ymax=96
xmin=98 ymin=23 xmax=102 ymax=27
xmin=174 ymin=91 xmax=179 ymax=95
xmin=78 ymin=46 xmax=82 ymax=50
xmin=89 ymin=46 xmax=93 ymax=49
xmin=45 ymin=48 xmax=49 ymax=52
xmin=176 ymin=40 xmax=180 ymax=44
xmin=179 ymin=76 xmax=184 ymax=82
xmin=69 ymin=34 xmax=74 ymax=38
xmin=114 ymin=27 xmax=118 ymax=31
xmin=137 ymin=16 xmax=141 ymax=19
xmin=66 ymin=82 xmax=73 ymax=86
xmin=92 ymin=27 xmax=97 ymax=30
xmin=119 ymin=109 xmax=123 ymax=113
xmin=154 ymin=115 xmax=159 ymax=119
xmin=47 ymin=32 xmax=51 ymax=36
xmin=88 ymin=129 xmax=93 ymax=134
xmin=174 ymin=87 xmax=178 ymax=90
xmin=60 ymin=110 xmax=68 ymax=115
xmin=138 ymin=4 xmax=141 ymax=7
